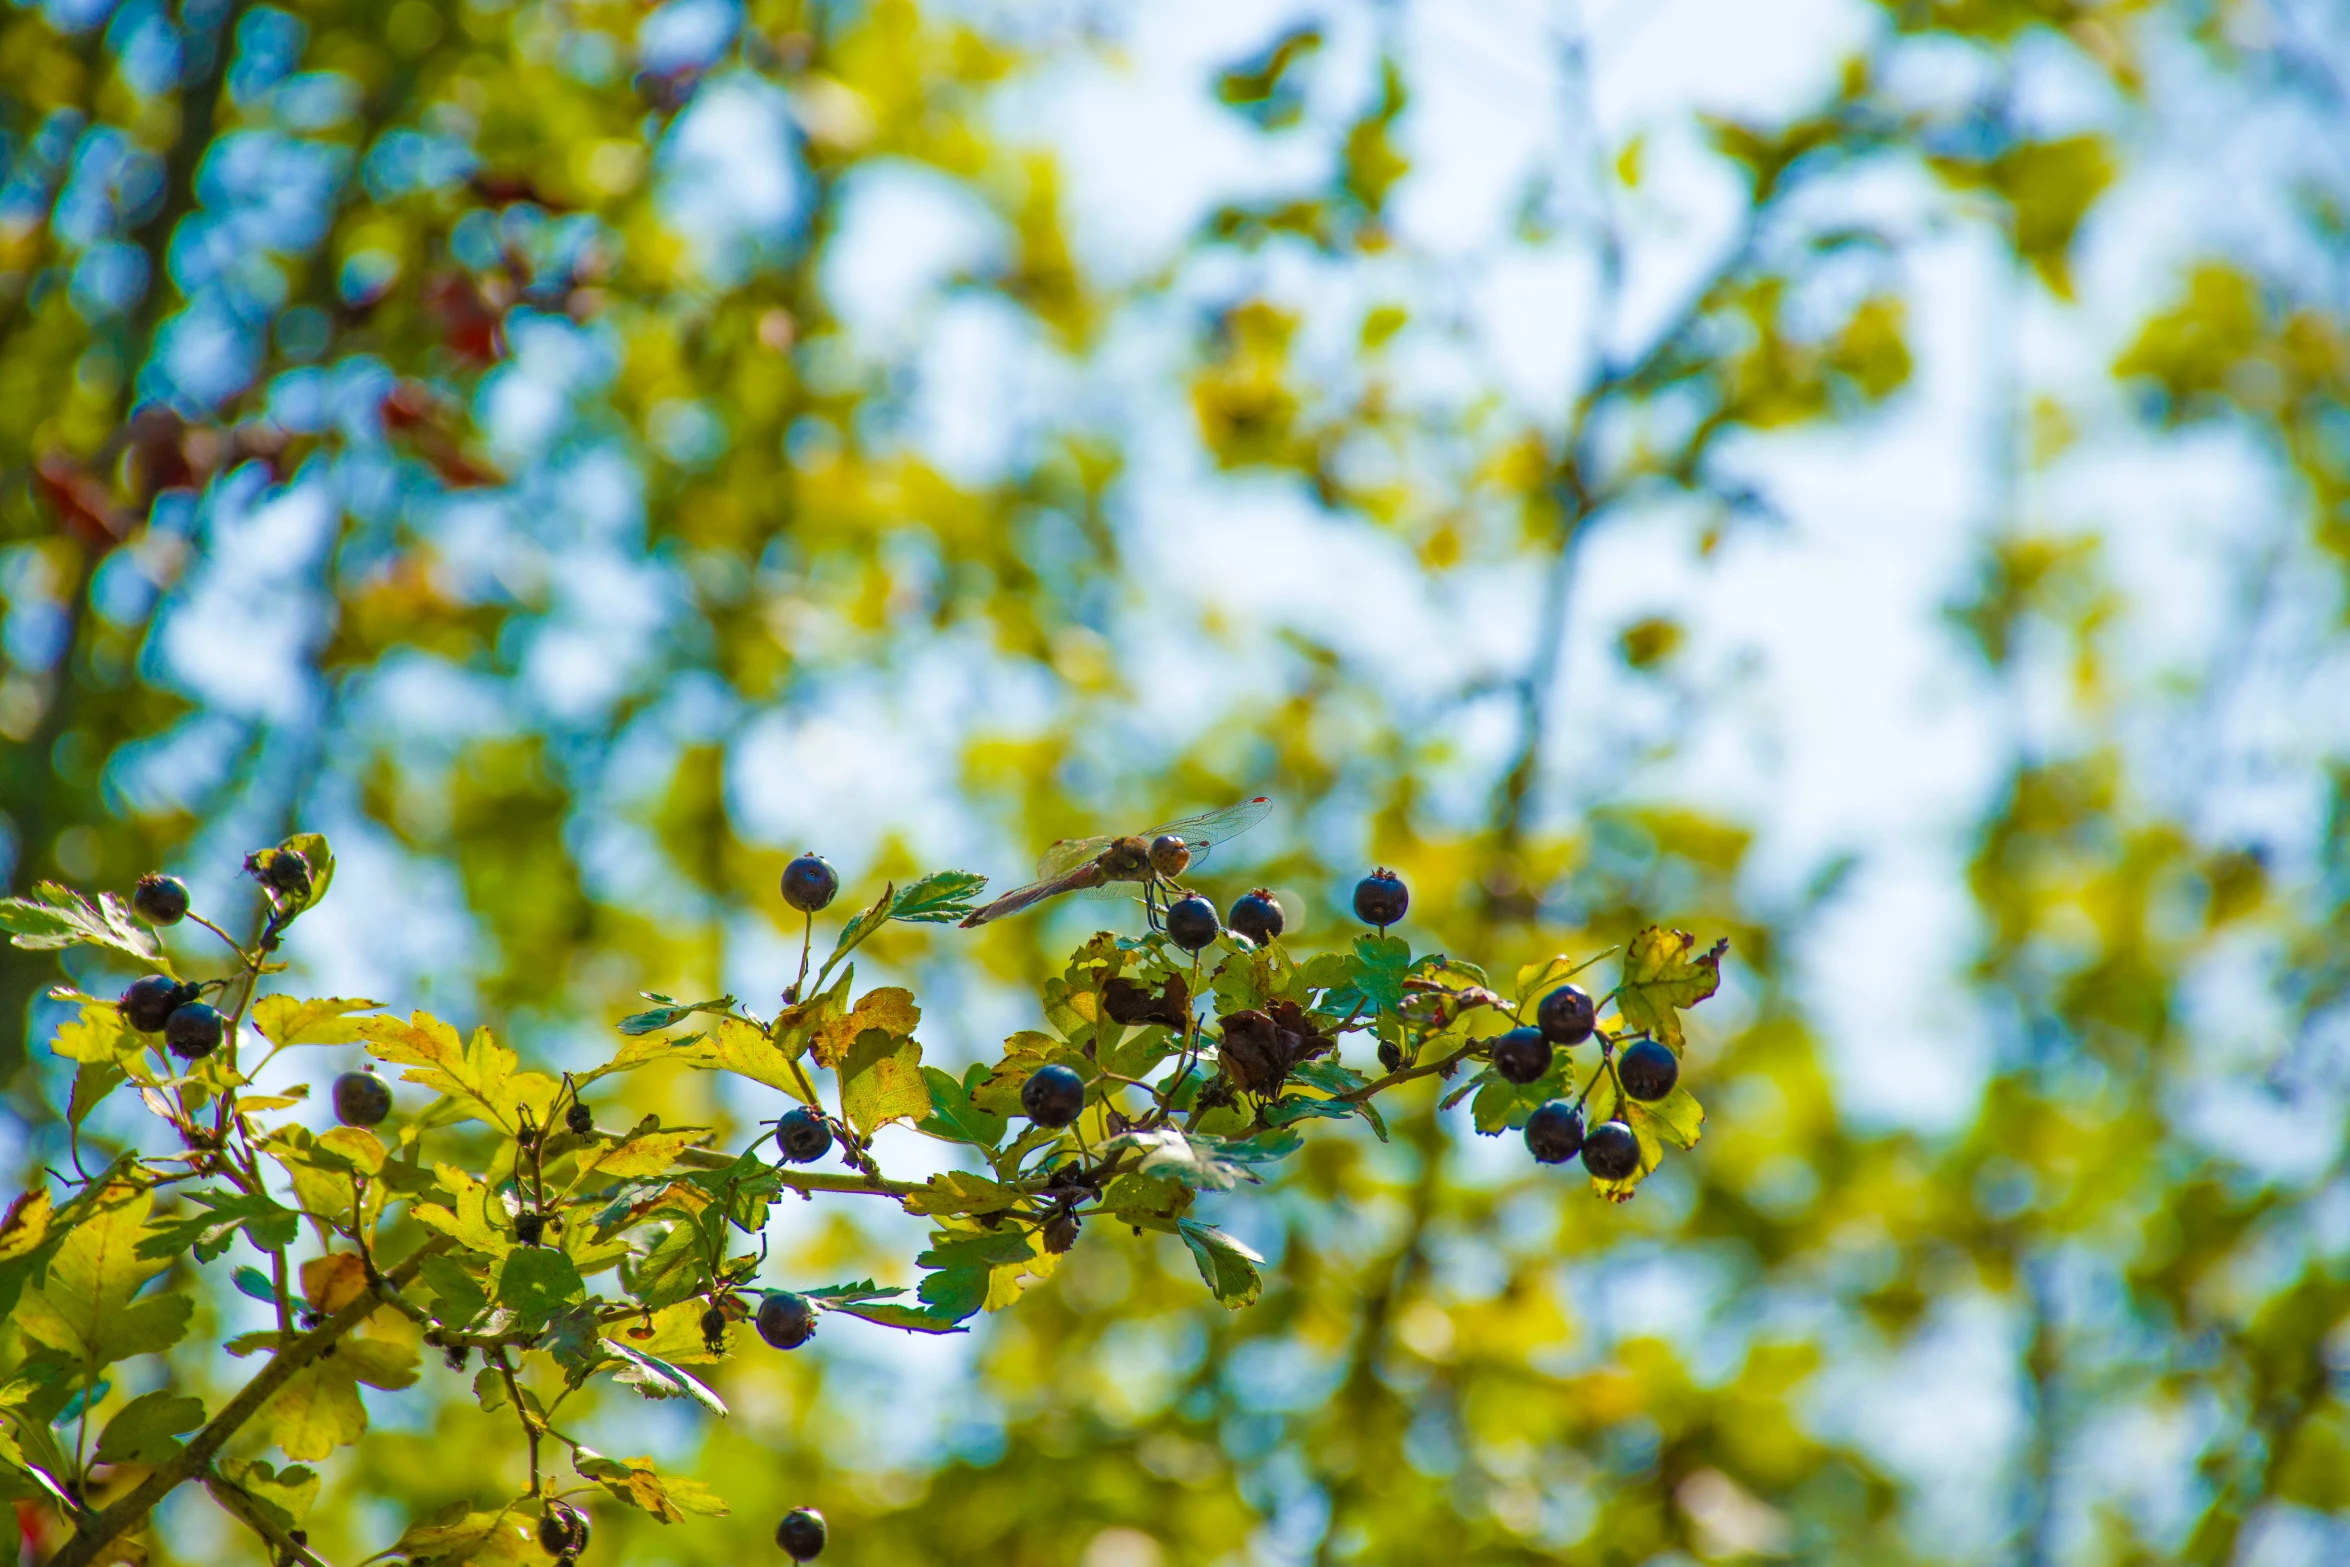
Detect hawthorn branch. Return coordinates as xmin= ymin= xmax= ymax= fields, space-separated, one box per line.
xmin=45 ymin=1234 xmax=455 ymax=1567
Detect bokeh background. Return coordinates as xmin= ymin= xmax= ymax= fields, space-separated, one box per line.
xmin=4 ymin=0 xmax=2350 ymax=1562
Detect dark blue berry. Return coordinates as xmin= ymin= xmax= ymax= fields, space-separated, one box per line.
xmin=1020 ymin=1064 xmax=1086 ymax=1128
xmin=774 ymin=1106 xmax=832 ymax=1164
xmin=120 ymin=974 xmax=194 ymax=1033
xmin=1490 ymin=1027 xmax=1552 ymax=1085
xmin=1227 ymin=889 xmax=1284 ymax=946
xmin=1352 ymin=869 xmax=1408 ymax=929
xmin=536 ymin=1503 xmax=589 ymax=1558
xmin=1538 ymin=984 xmax=1595 ymax=1046
xmin=781 ymin=853 xmax=839 ymax=914
xmin=756 ymin=1291 xmax=816 ymax=1351
xmin=333 ymin=1070 xmax=392 ymax=1127
xmin=164 ymin=1001 xmax=224 ymax=1060
xmin=1618 ymin=1039 xmax=1679 ymax=1102
xmin=133 ymin=874 xmax=189 ymax=925
xmin=1524 ymin=1100 xmax=1585 ymax=1164
xmin=1164 ymin=893 xmax=1220 ymax=952
xmin=1580 ymin=1119 xmax=1641 ymax=1180
xmin=776 ymin=1507 xmax=827 ymax=1560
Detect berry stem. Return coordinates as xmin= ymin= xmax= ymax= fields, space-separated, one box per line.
xmin=488 ymin=1346 xmax=539 ymax=1491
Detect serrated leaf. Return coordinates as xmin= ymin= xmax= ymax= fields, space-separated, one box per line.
xmin=822 ymin=883 xmax=895 ymax=975
xmin=497 ymin=1248 xmax=586 ymax=1320
xmin=889 ymin=869 xmax=987 ymax=923
xmin=839 ymin=1028 xmax=928 ymax=1135
xmin=830 ymin=1300 xmax=971 ymax=1334
xmin=0 ymin=883 xmax=159 ymax=962
xmin=94 ymin=1390 xmax=203 ymax=1466
xmin=250 ymin=996 xmax=380 ymax=1048
xmin=240 ymin=1336 xmax=416 ymax=1461
xmin=1266 ymin=1097 xmax=1357 ymax=1127
xmin=684 ymin=1016 xmax=814 ymax=1102
xmin=1615 ymin=928 xmax=1728 ymax=1050
xmin=0 ymin=1190 xmax=51 ymax=1266
xmin=599 ymin=1341 xmax=728 ymax=1417
xmin=1514 ymin=948 xmax=1614 ymax=1004
xmin=316 ymin=1126 xmax=387 ymax=1175
xmin=915 ymin=1066 xmax=1005 ymax=1150
xmin=358 ymin=1011 xmax=555 ymax=1133
xmin=900 ymin=1170 xmax=1023 ymax=1217
xmin=574 ymin=1449 xmax=730 ymax=1521
xmin=1178 ymin=1219 xmax=1264 ymax=1308
xmin=211 ymin=1457 xmax=319 ymax=1530
xmin=138 ymin=1188 xmax=300 ymax=1263
xmin=51 ymin=1003 xmax=138 ymax=1065
xmin=812 ymin=986 xmax=919 ymax=1070
xmin=1108 ymin=1127 xmax=1297 ymax=1191
xmin=617 ymin=994 xmax=734 ymax=1036
xmin=1626 ymin=1083 xmax=1705 ymax=1151
xmin=585 ymin=1129 xmax=710 ymax=1180
xmin=1325 ymin=934 xmax=1410 ymax=1018
xmin=16 ymin=1185 xmax=192 ymax=1367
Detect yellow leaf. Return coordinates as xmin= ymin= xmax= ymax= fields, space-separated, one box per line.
xmin=253 ymin=1336 xmax=416 ymax=1461
xmin=586 ymin=1130 xmax=710 ymax=1181
xmin=812 ymin=986 xmax=919 ymax=1069
xmin=16 ymin=1185 xmax=192 ymax=1368
xmin=410 ymin=1167 xmax=512 ymax=1257
xmin=301 ymin=1253 xmax=371 ymax=1313
xmin=251 ymin=996 xmax=380 ymax=1048
xmin=357 ymin=1013 xmax=555 ymax=1132
xmin=839 ymin=1028 xmax=928 ymax=1134
xmin=315 ymin=1126 xmax=386 ymax=1175
xmin=0 ymin=1189 xmax=53 ymax=1264
xmin=686 ymin=1017 xmax=812 ymax=1102
xmin=1614 ymin=928 xmax=1728 ymax=1051
xmin=51 ymin=1003 xmax=138 ymax=1065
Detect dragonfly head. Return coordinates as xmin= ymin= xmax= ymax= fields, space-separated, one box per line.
xmin=1149 ymin=835 xmax=1192 ymax=877
xmin=1102 ymin=838 xmax=1152 ymax=878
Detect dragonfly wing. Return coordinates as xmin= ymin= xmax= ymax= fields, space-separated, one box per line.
xmin=1143 ymin=797 xmax=1272 ymax=871
xmin=1035 ymin=835 xmax=1115 ymax=880
xmin=959 ymin=864 xmax=1108 ymax=926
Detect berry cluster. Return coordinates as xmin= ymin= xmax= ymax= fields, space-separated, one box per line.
xmin=0 ymin=823 xmax=1721 ymax=1567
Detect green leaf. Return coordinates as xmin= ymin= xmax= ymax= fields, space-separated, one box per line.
xmin=210 ymin=1457 xmax=319 ymax=1531
xmin=600 ymin=1341 xmax=728 ymax=1416
xmin=889 ymin=869 xmax=988 ymax=923
xmin=914 ymin=1267 xmax=988 ymax=1323
xmin=1514 ymin=948 xmax=1613 ymax=1004
xmin=497 ymin=1248 xmax=587 ymax=1321
xmin=839 ymin=1028 xmax=929 ymax=1135
xmin=16 ymin=1185 xmax=193 ymax=1368
xmin=617 ymin=993 xmax=736 ymax=1035
xmin=1626 ymin=1083 xmax=1705 ymax=1151
xmin=0 ymin=883 xmax=160 ymax=963
xmin=822 ymin=883 xmax=896 ymax=976
xmin=1325 ymin=934 xmax=1410 ymax=1018
xmin=915 ymin=1065 xmax=1007 ymax=1149
xmin=94 ymin=1390 xmax=204 ymax=1466
xmin=1109 ymin=1128 xmax=1299 ymax=1191
xmin=231 ymin=1266 xmax=281 ymax=1307
xmin=1615 ymin=928 xmax=1728 ymax=1050
xmin=416 ymin=1253 xmax=489 ymax=1324
xmin=1266 ymin=1097 xmax=1356 ymax=1126
xmin=830 ymin=1300 xmax=972 ymax=1334
xmin=971 ymin=1031 xmax=1085 ymax=1118
xmin=137 ymin=1189 xmax=301 ymax=1263
xmin=1177 ymin=1220 xmax=1265 ymax=1308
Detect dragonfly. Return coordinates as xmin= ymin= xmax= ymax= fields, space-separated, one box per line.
xmin=959 ymin=798 xmax=1273 ymax=929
